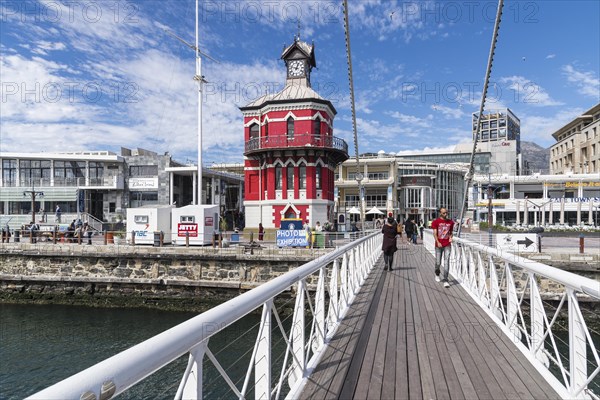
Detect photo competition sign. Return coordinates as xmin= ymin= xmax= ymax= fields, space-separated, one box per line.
xmin=277 ymin=219 xmax=308 ymax=247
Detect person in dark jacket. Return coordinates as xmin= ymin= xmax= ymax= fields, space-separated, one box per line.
xmin=381 ymin=217 xmax=398 ymax=271
xmin=405 ymin=218 xmax=417 ymax=244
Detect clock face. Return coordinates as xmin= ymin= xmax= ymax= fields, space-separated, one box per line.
xmin=288 ymin=60 xmax=305 ymax=77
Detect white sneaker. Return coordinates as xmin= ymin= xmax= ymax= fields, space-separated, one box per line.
xmin=435 ymin=276 xmax=441 ymax=282
xmin=444 ymin=281 xmax=450 ymax=288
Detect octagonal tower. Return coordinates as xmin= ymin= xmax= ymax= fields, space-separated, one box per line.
xmin=240 ymin=36 xmax=349 ymax=229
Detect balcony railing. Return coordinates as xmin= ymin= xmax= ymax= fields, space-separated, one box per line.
xmin=3 ymin=174 xmax=122 ymax=189
xmin=245 ymin=134 xmax=348 ymax=155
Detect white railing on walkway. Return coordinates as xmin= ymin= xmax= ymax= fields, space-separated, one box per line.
xmin=424 ymin=230 xmax=600 ymax=399
xmin=28 ymin=231 xmax=382 ymax=400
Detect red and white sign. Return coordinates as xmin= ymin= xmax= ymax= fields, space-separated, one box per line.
xmin=205 ymin=216 xmax=213 ymax=227
xmin=178 ymin=223 xmax=198 ymax=237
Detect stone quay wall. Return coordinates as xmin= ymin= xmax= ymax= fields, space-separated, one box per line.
xmin=0 ymin=243 xmax=331 ymax=311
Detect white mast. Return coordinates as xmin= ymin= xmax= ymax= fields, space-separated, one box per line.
xmin=195 ymin=0 xmax=203 ymax=204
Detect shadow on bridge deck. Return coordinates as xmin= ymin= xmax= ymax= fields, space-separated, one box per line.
xmin=300 ymin=241 xmax=560 ymax=399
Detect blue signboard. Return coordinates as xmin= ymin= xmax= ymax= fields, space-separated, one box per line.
xmin=277 ymin=219 xmax=308 ymax=247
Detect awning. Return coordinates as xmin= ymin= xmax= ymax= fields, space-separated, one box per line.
xmin=366 ymin=206 xmax=384 ymax=215
xmin=348 ymin=207 xmax=361 ymax=214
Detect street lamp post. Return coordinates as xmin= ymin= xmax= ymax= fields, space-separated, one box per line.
xmin=23 ymin=170 xmax=44 ymax=224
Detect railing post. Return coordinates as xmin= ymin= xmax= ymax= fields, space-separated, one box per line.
xmin=103 ymin=231 xmax=107 ymax=245
xmin=313 ymin=267 xmax=326 ymax=351
xmin=178 ymin=341 xmax=208 ymax=400
xmin=254 ymin=301 xmax=272 ymax=399
xmin=328 ymin=259 xmax=340 ymax=329
xmin=529 ymin=273 xmax=548 ymax=366
xmin=289 ymin=280 xmax=306 ymax=389
xmin=186 ymin=231 xmax=189 ymax=247
xmin=568 ymin=289 xmax=587 ymax=396
xmin=131 ymin=231 xmax=135 ymax=246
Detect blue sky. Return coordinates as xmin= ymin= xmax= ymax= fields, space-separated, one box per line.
xmin=1 ymin=0 xmax=599 ymax=165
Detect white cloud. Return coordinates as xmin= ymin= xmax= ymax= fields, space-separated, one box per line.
xmin=520 ymin=107 xmax=585 ymax=146
xmin=546 ymin=54 xmax=556 ymax=59
xmin=498 ymin=76 xmax=563 ymax=107
xmin=562 ymin=65 xmax=600 ymax=99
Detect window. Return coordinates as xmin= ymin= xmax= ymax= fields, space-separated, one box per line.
xmin=250 ymin=123 xmax=259 ymax=139
xmin=264 ymin=121 xmax=268 ymax=137
xmin=129 ymin=191 xmax=158 ymax=207
xmin=286 ymin=164 xmax=294 ymax=190
xmin=299 ymin=163 xmax=306 ymax=189
xmin=129 ymin=165 xmax=158 ymax=176
xmin=109 ymin=202 xmax=116 ymax=212
xmin=275 ymin=165 xmax=282 ymax=190
xmin=2 ymin=159 xmax=17 ymax=186
xmin=316 ymin=166 xmax=322 ymax=189
xmin=20 ymin=159 xmax=51 ymax=185
xmin=287 ymin=117 xmax=295 ymax=139
xmin=180 ymin=216 xmax=195 ymax=222
xmin=367 ymin=172 xmax=389 ymax=180
xmin=313 ymin=118 xmax=321 ymax=138
xmin=134 ymin=215 xmax=149 ymax=223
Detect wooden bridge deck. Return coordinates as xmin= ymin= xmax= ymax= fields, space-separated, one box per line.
xmin=300 ymin=242 xmax=560 ymax=399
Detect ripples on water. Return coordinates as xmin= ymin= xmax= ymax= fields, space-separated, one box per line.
xmin=0 ymin=303 xmax=264 ymax=399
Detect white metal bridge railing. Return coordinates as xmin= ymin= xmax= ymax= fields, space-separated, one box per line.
xmin=28 ymin=231 xmax=382 ymax=400
xmin=423 ymin=230 xmax=600 ymax=399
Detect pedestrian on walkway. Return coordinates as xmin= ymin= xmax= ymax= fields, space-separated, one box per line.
xmin=432 ymin=207 xmax=454 ymax=288
xmin=405 ymin=218 xmax=417 ymax=244
xmin=55 ymin=205 xmax=62 ymax=223
xmin=381 ymin=217 xmax=398 ymax=271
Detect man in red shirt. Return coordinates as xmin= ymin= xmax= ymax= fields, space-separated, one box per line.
xmin=431 ymin=207 xmax=454 ymax=288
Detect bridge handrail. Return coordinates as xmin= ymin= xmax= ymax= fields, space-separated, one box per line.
xmin=423 ymin=230 xmax=600 ymax=399
xmin=29 ymin=231 xmax=382 ymax=399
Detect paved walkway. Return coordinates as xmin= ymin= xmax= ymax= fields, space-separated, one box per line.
xmin=300 ymin=242 xmax=560 ymax=399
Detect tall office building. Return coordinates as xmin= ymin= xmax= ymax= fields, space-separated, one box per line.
xmin=472 ymin=108 xmax=522 ymax=175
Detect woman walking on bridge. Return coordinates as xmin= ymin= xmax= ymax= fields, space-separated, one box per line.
xmin=381 ymin=217 xmax=398 ymax=271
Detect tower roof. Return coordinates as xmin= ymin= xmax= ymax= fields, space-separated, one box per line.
xmin=281 ymin=37 xmax=316 ymax=68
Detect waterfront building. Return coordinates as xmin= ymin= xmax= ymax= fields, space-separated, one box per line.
xmin=550 ymin=102 xmax=600 ymax=175
xmin=0 ymin=148 xmax=244 ymax=230
xmin=240 ymin=36 xmax=349 ymax=229
xmin=471 ymin=172 xmax=600 ymax=227
xmin=335 ymin=153 xmax=467 ymax=229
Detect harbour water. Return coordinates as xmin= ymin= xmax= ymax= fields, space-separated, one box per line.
xmin=0 ymin=303 xmax=268 ymax=399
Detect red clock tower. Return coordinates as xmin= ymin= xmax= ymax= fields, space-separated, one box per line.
xmin=241 ymin=36 xmax=349 ymax=230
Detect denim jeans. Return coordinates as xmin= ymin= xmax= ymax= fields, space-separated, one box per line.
xmin=435 ymin=245 xmax=452 ymax=281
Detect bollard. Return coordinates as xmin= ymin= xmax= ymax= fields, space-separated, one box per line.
xmin=579 ymin=233 xmax=584 ymax=254
xmin=131 ymin=231 xmax=136 ymax=246
xmin=104 ymin=231 xmax=108 ymax=245
xmin=186 ymin=231 xmax=189 ymax=247
xmin=160 ymin=231 xmax=164 ymax=247
xmin=53 ymin=227 xmax=57 ymax=244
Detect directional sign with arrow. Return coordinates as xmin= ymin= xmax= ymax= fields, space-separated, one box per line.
xmin=497 ymin=233 xmax=539 ymax=254
xmin=516 ymin=236 xmax=534 ymax=248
